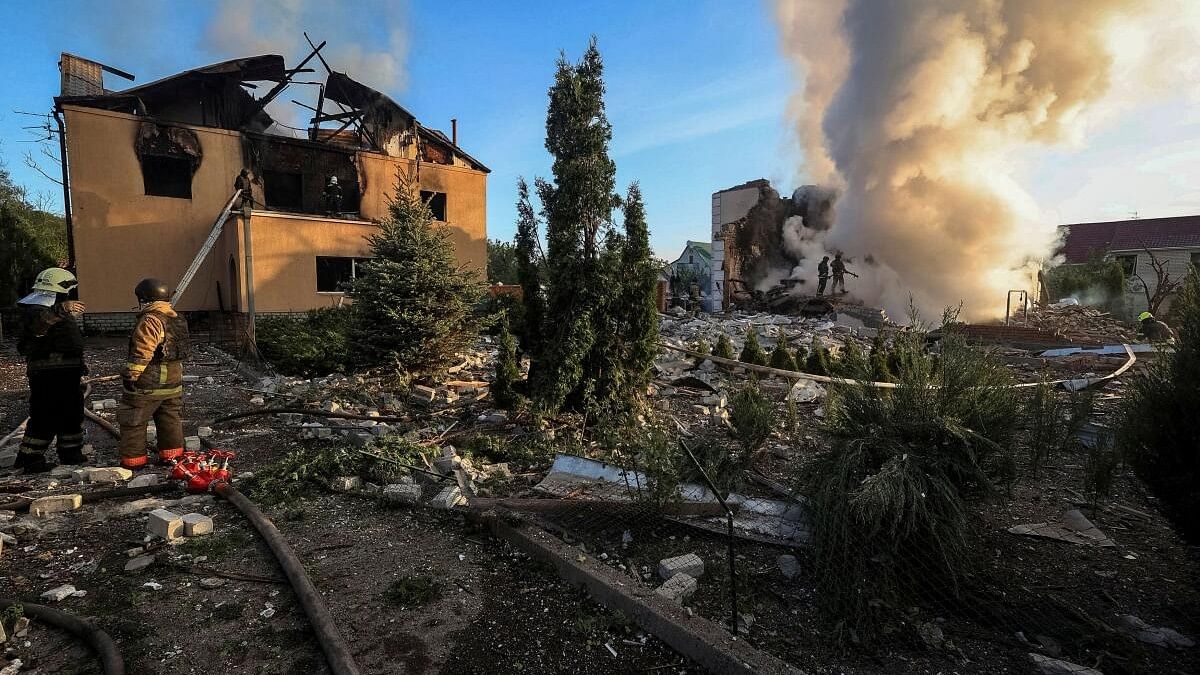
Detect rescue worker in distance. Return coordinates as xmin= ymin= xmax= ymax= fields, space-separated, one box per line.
xmin=1137 ymin=311 xmax=1177 ymax=343
xmin=15 ymin=268 xmax=88 ymax=473
xmin=118 ymin=278 xmax=191 ymax=469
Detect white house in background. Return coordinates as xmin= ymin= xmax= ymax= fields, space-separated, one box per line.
xmin=669 ymin=240 xmax=713 ymax=306
xmin=1059 ymin=215 xmax=1200 ymax=315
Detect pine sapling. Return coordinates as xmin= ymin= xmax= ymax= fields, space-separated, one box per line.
xmin=493 ymin=314 xmax=521 ymax=409
xmin=740 ymin=326 xmax=768 ymax=366
xmin=714 ymin=333 xmax=735 ymax=360
xmin=769 ymin=329 xmax=798 ymax=371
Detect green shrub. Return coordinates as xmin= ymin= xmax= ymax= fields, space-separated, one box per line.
xmin=730 ymin=382 xmax=774 ymax=454
xmin=802 ymin=325 xmax=1019 ymax=637
xmin=804 ymin=344 xmax=832 ymax=376
xmin=691 ymin=338 xmax=711 ymax=366
xmin=243 ymin=437 xmax=424 ymax=506
xmin=713 ymin=333 xmax=735 ymax=360
xmin=836 ymin=340 xmax=869 ymax=379
xmin=739 ymin=326 xmax=767 ymax=366
xmin=869 ymin=333 xmax=892 ymax=382
xmin=680 ymin=440 xmax=754 ymax=499
xmin=256 ymin=307 xmax=354 ymax=376
xmin=1044 ymin=256 xmax=1126 ymax=311
xmin=1023 ymin=378 xmax=1093 ymax=475
xmin=493 ymin=314 xmax=521 ymax=410
xmin=1118 ymin=270 xmax=1200 ymax=543
xmin=769 ymin=330 xmax=798 ymax=371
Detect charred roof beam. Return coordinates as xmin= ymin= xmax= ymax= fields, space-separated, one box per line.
xmin=240 ymin=40 xmax=326 ymax=128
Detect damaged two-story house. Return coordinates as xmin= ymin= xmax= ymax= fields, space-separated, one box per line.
xmin=55 ymin=50 xmax=488 ymax=333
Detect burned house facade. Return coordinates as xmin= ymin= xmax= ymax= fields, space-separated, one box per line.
xmin=55 ymin=51 xmax=488 ymax=329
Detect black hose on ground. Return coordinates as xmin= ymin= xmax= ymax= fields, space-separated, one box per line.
xmin=0 ymin=597 xmax=125 ymax=675
xmin=212 ymin=482 xmax=362 ymax=675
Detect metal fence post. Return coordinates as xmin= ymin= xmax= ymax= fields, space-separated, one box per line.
xmin=680 ymin=441 xmax=738 ymax=636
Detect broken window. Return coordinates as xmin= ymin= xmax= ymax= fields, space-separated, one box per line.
xmin=264 ymin=171 xmax=304 ymax=210
xmin=1116 ymin=254 xmax=1137 ymax=278
xmin=142 ymin=155 xmax=194 ymax=199
xmin=421 ymin=191 xmax=447 ymax=221
xmin=136 ymin=122 xmax=201 ymax=199
xmin=316 ymin=256 xmax=371 ymax=293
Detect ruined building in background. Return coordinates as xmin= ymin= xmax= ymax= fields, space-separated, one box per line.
xmin=55 ymin=50 xmax=488 ymax=332
xmin=709 ymin=179 xmax=834 ymax=312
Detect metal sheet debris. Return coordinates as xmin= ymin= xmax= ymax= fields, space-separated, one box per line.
xmin=1008 ymin=509 xmax=1115 ymax=547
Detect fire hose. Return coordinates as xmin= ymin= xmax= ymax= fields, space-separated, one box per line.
xmin=0 ymin=597 xmax=124 ymax=675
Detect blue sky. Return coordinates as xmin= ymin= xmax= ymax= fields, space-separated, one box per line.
xmin=1 ymin=1 xmax=1197 ymax=259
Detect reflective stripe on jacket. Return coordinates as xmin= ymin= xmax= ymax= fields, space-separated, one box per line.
xmin=124 ymin=301 xmax=190 ymax=397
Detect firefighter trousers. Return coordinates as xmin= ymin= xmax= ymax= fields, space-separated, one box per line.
xmin=20 ymin=367 xmax=85 ymax=462
xmin=117 ymin=393 xmax=184 ymax=460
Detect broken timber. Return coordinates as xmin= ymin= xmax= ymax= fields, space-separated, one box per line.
xmin=658 ymin=341 xmax=1136 ymax=391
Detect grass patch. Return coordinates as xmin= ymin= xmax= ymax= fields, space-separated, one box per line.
xmin=177 ymin=530 xmax=254 ymax=558
xmin=383 ymin=575 xmax=444 ymax=607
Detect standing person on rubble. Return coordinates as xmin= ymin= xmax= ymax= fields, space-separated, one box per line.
xmin=117 ymin=278 xmax=190 ymax=470
xmin=14 ymin=268 xmax=88 ymax=473
xmin=831 ymin=253 xmax=857 ymax=294
xmin=817 ymin=256 xmax=830 ymax=295
xmin=1137 ymin=311 xmax=1177 ymax=343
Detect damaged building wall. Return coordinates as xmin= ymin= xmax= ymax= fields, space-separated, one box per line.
xmin=64 ymin=104 xmax=487 ymax=315
xmin=65 ymin=105 xmax=244 ymax=314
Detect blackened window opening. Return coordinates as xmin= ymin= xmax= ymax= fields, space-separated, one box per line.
xmin=142 ymin=156 xmax=193 ymax=199
xmin=421 ymin=190 xmax=447 ymax=221
xmin=316 ymin=256 xmax=372 ymax=292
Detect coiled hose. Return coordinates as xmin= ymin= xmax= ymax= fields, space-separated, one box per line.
xmin=0 ymin=598 xmax=124 ymax=675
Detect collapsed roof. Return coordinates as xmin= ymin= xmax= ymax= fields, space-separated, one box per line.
xmin=55 ymin=49 xmax=487 ymax=172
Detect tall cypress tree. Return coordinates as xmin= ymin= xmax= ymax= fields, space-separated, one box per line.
xmin=514 ymin=178 xmax=546 ymax=359
xmin=529 ymin=38 xmax=620 ymax=412
xmin=618 ymin=183 xmax=659 ymax=393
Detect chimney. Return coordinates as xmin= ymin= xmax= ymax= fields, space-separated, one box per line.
xmin=451 ymin=118 xmax=458 ymax=146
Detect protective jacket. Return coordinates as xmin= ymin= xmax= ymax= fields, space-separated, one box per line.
xmin=123 ymin=301 xmax=190 ymax=397
xmin=18 ymin=304 xmax=85 ymax=373
xmin=1141 ymin=318 xmax=1176 ymax=342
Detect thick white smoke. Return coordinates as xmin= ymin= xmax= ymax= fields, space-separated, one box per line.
xmin=774 ymin=0 xmax=1200 ymax=321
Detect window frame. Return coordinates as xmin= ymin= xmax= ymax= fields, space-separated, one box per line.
xmin=1115 ymin=254 xmax=1138 ymax=278
xmin=315 ymin=256 xmax=372 ymax=294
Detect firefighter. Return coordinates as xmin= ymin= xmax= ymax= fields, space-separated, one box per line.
xmin=1137 ymin=311 xmax=1177 ymax=343
xmin=817 ymin=256 xmax=830 ymax=295
xmin=323 ymin=175 xmax=342 ymax=215
xmin=117 ymin=278 xmax=190 ymax=469
xmin=234 ymin=168 xmax=254 ymax=216
xmin=14 ymin=268 xmax=88 ymax=472
xmin=831 ymin=253 xmax=858 ymax=294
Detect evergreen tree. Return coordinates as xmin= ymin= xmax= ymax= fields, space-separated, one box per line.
xmin=612 ymin=183 xmax=659 ymax=396
xmin=493 ymin=313 xmax=521 ymax=409
xmin=740 ymin=326 xmax=768 ymax=366
xmin=869 ymin=333 xmax=892 ymax=382
xmin=805 ymin=344 xmax=832 ymax=376
xmin=769 ymin=329 xmax=798 ymax=371
xmin=691 ymin=338 xmax=711 ymax=366
xmin=838 ymin=340 xmax=869 ymax=378
xmin=514 ymin=178 xmax=546 ymax=359
xmin=349 ymin=171 xmax=481 ymax=377
xmin=714 ymin=333 xmax=735 ymax=360
xmin=1118 ymin=270 xmax=1200 ymax=542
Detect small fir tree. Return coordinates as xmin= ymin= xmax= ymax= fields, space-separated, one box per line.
xmin=691 ymin=338 xmax=711 ymax=366
xmin=769 ymin=329 xmax=798 ymax=371
xmin=714 ymin=333 xmax=735 ymax=360
xmin=740 ymin=326 xmax=768 ymax=366
xmin=493 ymin=313 xmax=521 ymax=409
xmin=349 ymin=172 xmax=481 ymax=377
xmin=869 ymin=333 xmax=892 ymax=382
xmin=805 ymin=344 xmax=832 ymax=376
xmin=837 ymin=340 xmax=869 ymax=378
xmin=514 ymin=179 xmax=547 ymax=360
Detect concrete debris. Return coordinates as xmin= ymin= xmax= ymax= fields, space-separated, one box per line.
xmin=40 ymin=584 xmax=76 ymax=602
xmin=184 ymin=436 xmax=202 ymax=451
xmin=197 ymin=426 xmax=214 ymax=438
xmin=1114 ymin=614 xmax=1194 ymax=649
xmin=1008 ymin=509 xmax=1115 ymax=547
xmin=777 ymin=554 xmax=799 ymax=580
xmin=658 ymin=553 xmax=705 ymax=580
xmin=125 ymin=555 xmax=155 ymax=573
xmin=83 ymin=467 xmax=133 ymax=483
xmin=147 ymin=509 xmax=184 ymax=540
xmin=654 ymin=573 xmax=698 ymax=604
xmin=91 ymin=399 xmax=118 ymax=411
xmin=411 ymin=385 xmax=438 ymax=403
xmin=330 ymin=476 xmax=363 ymax=492
xmin=383 ymin=483 xmax=423 ymax=504
xmin=249 ymin=396 xmax=265 ymax=406
xmin=12 ymin=616 xmax=29 ymax=637
xmin=788 ymin=379 xmax=826 ymax=403
xmin=1029 ymin=653 xmax=1103 ymax=675
xmin=200 ymin=577 xmax=227 ymax=588
xmin=429 ymin=485 xmax=466 ymax=510
xmin=29 ymin=494 xmax=82 ymax=517
xmin=918 ymin=622 xmax=946 ymax=650
xmin=127 ymin=474 xmax=160 ymax=489
xmin=142 ymin=581 xmax=163 ymax=591
xmin=0 ymin=660 xmax=22 ymax=675
xmin=182 ymin=513 xmax=214 ymax=537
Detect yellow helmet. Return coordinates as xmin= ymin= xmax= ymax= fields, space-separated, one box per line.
xmin=32 ymin=267 xmax=78 ymax=294
xmin=1138 ymin=311 xmax=1154 ymax=322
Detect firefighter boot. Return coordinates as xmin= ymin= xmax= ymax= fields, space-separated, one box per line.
xmin=14 ymin=438 xmax=52 ymax=473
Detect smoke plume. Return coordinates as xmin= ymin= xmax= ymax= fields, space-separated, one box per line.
xmin=774 ymin=0 xmax=1199 ymax=320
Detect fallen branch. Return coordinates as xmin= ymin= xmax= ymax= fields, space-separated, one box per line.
xmin=212 ymin=406 xmax=410 ymax=425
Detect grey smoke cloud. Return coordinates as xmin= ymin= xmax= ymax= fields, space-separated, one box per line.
xmin=774 ymin=0 xmax=1199 ymax=321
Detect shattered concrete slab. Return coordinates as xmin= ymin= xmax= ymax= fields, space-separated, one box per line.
xmin=1029 ymin=653 xmax=1103 ymax=675
xmin=1008 ymin=509 xmax=1115 ymax=547
xmin=1114 ymin=614 xmax=1195 ymax=649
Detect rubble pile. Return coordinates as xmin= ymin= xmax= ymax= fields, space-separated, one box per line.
xmin=659 ymin=308 xmax=877 ymax=358
xmin=1025 ymin=303 xmax=1135 ymax=344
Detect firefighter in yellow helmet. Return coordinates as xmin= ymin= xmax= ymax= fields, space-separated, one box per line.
xmin=117 ymin=278 xmax=190 ymax=469
xmin=15 ymin=268 xmax=88 ymax=473
xmin=1137 ymin=311 xmax=1177 ymax=343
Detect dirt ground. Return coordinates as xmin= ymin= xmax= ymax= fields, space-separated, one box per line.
xmin=0 ymin=339 xmax=697 ymax=675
